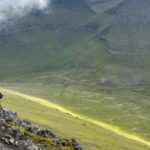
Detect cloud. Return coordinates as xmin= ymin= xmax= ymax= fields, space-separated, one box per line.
xmin=0 ymin=0 xmax=50 ymax=21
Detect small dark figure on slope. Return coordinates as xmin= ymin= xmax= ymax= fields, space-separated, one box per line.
xmin=0 ymin=93 xmax=3 ymax=108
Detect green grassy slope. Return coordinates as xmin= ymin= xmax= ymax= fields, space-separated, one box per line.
xmin=1 ymin=82 xmax=150 ymax=142
xmin=1 ymin=88 xmax=150 ymax=150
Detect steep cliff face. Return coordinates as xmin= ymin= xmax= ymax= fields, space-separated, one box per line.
xmin=0 ymin=108 xmax=82 ymax=150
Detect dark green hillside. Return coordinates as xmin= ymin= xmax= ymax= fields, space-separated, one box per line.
xmin=0 ymin=0 xmax=93 ymax=78
xmin=0 ymin=0 xmax=122 ymax=87
xmin=101 ymin=0 xmax=150 ymax=86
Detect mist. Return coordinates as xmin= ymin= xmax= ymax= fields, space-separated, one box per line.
xmin=0 ymin=0 xmax=50 ymax=21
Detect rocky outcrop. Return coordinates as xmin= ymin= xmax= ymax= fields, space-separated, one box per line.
xmin=0 ymin=108 xmax=83 ymax=150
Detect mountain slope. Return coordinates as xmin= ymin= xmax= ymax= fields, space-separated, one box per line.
xmin=0 ymin=0 xmax=150 ymax=149
xmin=0 ymin=0 xmax=122 ymax=86
xmin=1 ymin=88 xmax=150 ymax=150
xmin=102 ymin=0 xmax=150 ymax=86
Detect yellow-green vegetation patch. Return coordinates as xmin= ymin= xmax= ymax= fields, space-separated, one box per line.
xmin=1 ymin=87 xmax=150 ymax=150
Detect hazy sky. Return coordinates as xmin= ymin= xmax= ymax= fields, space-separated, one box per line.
xmin=0 ymin=0 xmax=50 ymax=21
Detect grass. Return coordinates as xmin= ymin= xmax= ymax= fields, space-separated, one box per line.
xmin=1 ymin=87 xmax=150 ymax=150
xmin=0 ymin=0 xmax=150 ymax=149
xmin=2 ymin=83 xmax=150 ymax=141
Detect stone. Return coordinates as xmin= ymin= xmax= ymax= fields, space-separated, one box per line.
xmin=0 ymin=107 xmax=83 ymax=150
xmin=37 ymin=129 xmax=56 ymax=138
